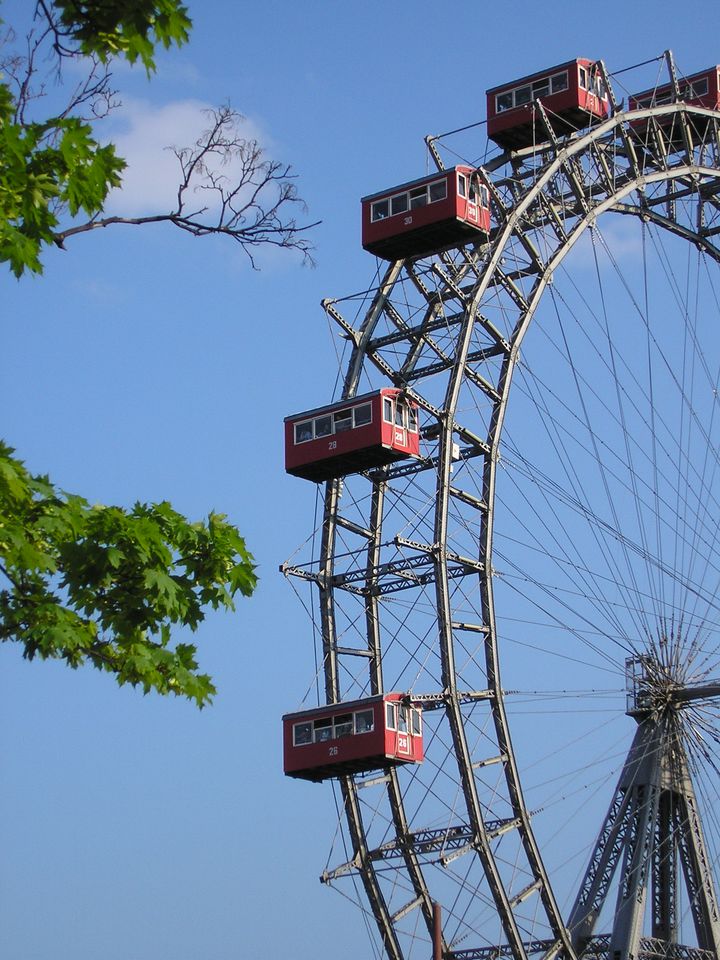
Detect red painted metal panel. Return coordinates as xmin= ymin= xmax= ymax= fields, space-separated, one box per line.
xmin=487 ymin=58 xmax=585 ymax=119
xmin=362 ymin=169 xmax=455 ymax=247
xmin=627 ymin=66 xmax=720 ymax=146
xmin=284 ymin=388 xmax=420 ymax=482
xmin=283 ymin=699 xmax=385 ymax=776
xmin=283 ymin=693 xmax=423 ymax=782
xmin=629 ymin=66 xmax=720 ymax=116
xmin=361 ymin=166 xmax=490 ymax=261
xmin=486 ymin=58 xmax=609 ymax=149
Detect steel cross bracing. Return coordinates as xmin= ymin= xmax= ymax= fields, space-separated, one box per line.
xmin=447 ymin=937 xmax=716 ymax=960
xmin=283 ymin=71 xmax=720 ymax=960
xmin=567 ymin=658 xmax=720 ymax=960
xmin=321 ymin=818 xmax=525 ymax=883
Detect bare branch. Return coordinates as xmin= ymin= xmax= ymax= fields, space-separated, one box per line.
xmin=34 ymin=0 xmax=79 ymax=61
xmin=1 ymin=11 xmax=317 ymax=269
xmin=1 ymin=10 xmax=117 ymax=130
xmin=55 ymin=106 xmax=319 ymax=264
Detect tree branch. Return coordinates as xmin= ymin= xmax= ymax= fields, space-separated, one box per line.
xmin=54 ymin=105 xmax=319 ymax=264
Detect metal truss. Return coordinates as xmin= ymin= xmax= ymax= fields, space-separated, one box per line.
xmin=284 ymin=51 xmax=720 ymax=960
xmin=568 ymin=659 xmax=720 ymax=960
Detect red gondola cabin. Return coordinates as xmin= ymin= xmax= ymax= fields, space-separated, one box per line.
xmin=285 ymin=388 xmax=420 ymax=482
xmin=362 ymin=166 xmax=491 ymax=261
xmin=283 ymin=694 xmax=424 ymax=782
xmin=628 ymin=66 xmax=720 ymax=141
xmin=487 ymin=58 xmax=610 ymax=150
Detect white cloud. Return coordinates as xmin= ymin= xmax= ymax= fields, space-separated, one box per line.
xmin=104 ymin=98 xmax=268 ymax=215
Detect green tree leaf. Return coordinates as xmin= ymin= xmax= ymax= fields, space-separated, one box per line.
xmin=53 ymin=1 xmax=192 ymax=73
xmin=0 ymin=443 xmax=257 ymax=707
xmin=0 ymin=2 xmax=276 ymax=706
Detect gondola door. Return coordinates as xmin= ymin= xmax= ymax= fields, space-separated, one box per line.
xmin=384 ymin=395 xmax=407 ymax=449
xmin=465 ymin=174 xmax=481 ymax=226
xmin=396 ymin=703 xmax=411 ymax=757
xmin=394 ymin=399 xmax=407 ymax=449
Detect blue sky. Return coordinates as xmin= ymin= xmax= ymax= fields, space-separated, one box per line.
xmin=2 ymin=2 xmax=720 ymax=958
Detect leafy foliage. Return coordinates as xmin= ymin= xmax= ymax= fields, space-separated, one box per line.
xmin=0 ymin=1 xmax=289 ymax=704
xmin=52 ymin=0 xmax=192 ymax=72
xmin=0 ymin=1 xmax=315 ymax=277
xmin=56 ymin=104 xmax=318 ymax=266
xmin=0 ymin=102 xmax=125 ymax=276
xmin=0 ymin=2 xmax=180 ymax=276
xmin=0 ymin=444 xmax=257 ymax=706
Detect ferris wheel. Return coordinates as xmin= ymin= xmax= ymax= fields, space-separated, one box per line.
xmin=283 ymin=51 xmax=720 ymax=960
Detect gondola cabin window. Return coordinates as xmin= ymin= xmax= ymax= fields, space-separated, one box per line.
xmin=370 ymin=177 xmax=448 ymax=223
xmin=629 ymin=69 xmax=719 ymax=111
xmin=283 ymin=694 xmax=424 ymax=782
xmin=292 ymin=707 xmax=375 ymax=747
xmin=293 ymin=401 xmax=372 ymax=445
xmin=495 ymin=69 xmax=570 ymax=113
xmin=285 ymin=388 xmax=421 ymax=482
xmin=631 ymin=76 xmax=709 ymax=108
xmin=362 ymin=165 xmax=491 ymax=261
